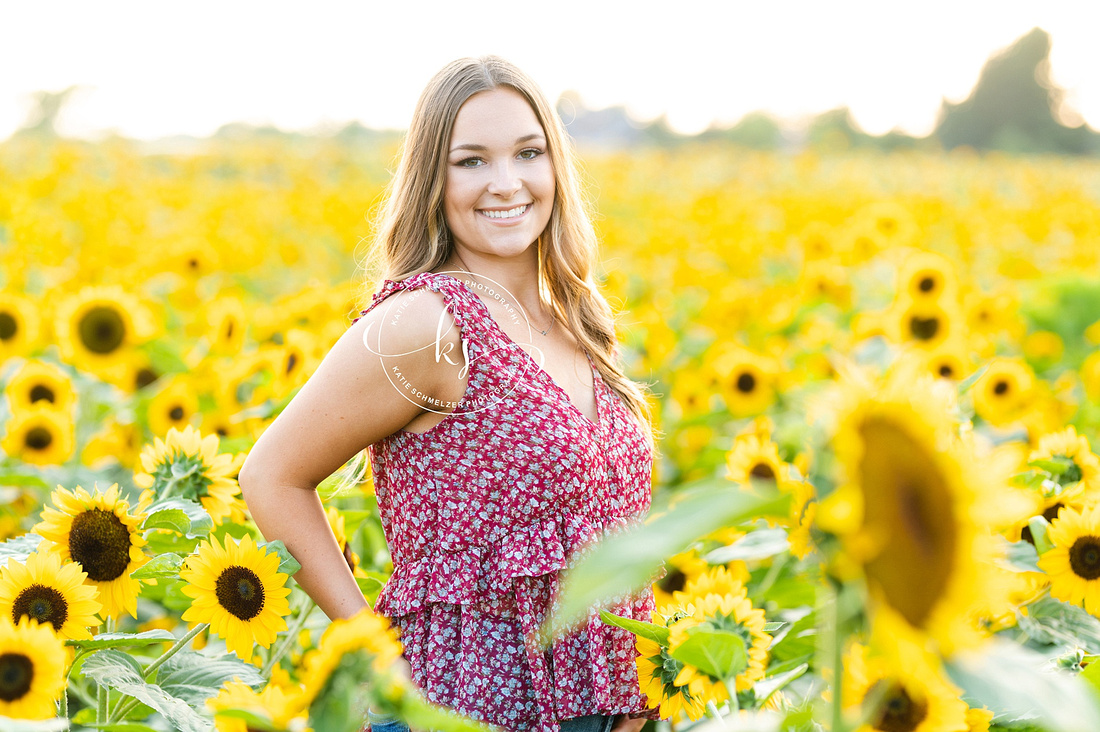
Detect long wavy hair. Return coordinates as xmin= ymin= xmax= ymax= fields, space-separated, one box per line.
xmin=351 ymin=55 xmax=658 ymax=465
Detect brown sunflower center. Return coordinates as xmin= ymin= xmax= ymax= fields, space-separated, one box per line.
xmin=29 ymin=385 xmax=56 ymax=403
xmin=736 ymin=372 xmax=757 ymax=393
xmin=750 ymin=463 xmax=777 ymax=481
xmin=1069 ymin=536 xmax=1100 ymax=581
xmin=135 ymin=367 xmax=159 ymax=390
xmin=286 ymin=353 xmax=298 ymax=375
xmin=169 ymin=406 xmax=185 ymax=420
xmin=79 ymin=306 xmax=126 ymax=355
xmin=0 ymin=312 xmax=17 ymax=341
xmin=993 ymin=379 xmax=1010 ymax=396
xmin=860 ymin=417 xmax=957 ymax=630
xmin=1022 ymin=502 xmax=1064 ymax=545
xmin=938 ymin=364 xmax=954 ymax=378
xmin=873 ymin=684 xmax=928 ymax=732
xmin=12 ymin=584 xmax=68 ymax=630
xmin=908 ymin=315 xmax=940 ymax=341
xmin=917 ymin=276 xmax=936 ymax=293
xmin=215 ymin=566 xmax=265 ymax=620
xmin=69 ymin=508 xmax=133 ymax=582
xmin=0 ymin=652 xmax=34 ymax=702
xmin=24 ymin=427 xmax=53 ymax=451
xmin=656 ymin=567 xmax=687 ymax=594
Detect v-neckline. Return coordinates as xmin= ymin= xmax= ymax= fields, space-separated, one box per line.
xmin=435 ymin=272 xmax=603 ymax=429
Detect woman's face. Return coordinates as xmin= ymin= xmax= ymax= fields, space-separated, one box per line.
xmin=444 ymin=87 xmax=555 ymax=262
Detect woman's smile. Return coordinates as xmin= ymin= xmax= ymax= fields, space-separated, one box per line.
xmin=478 ymin=203 xmax=532 ymax=221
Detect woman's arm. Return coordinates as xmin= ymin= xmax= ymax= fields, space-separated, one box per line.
xmin=238 ymin=288 xmax=464 ymax=622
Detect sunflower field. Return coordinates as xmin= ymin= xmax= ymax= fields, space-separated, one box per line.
xmin=3 ymin=134 xmax=1100 ymax=732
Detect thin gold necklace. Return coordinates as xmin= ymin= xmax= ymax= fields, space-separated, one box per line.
xmin=448 ymin=257 xmax=555 ymax=336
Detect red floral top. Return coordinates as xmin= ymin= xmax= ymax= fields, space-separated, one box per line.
xmin=352 ymin=271 xmax=659 ymax=732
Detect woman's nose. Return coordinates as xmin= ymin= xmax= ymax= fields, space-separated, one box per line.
xmin=487 ymin=161 xmax=522 ymax=197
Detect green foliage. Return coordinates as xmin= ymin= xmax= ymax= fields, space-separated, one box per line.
xmin=598 ymin=609 xmax=670 ymax=645
xmin=66 ymin=630 xmax=177 ymax=651
xmin=81 ymin=650 xmax=209 ymax=732
xmin=141 ymin=499 xmax=213 ymax=539
xmin=669 ymin=627 xmax=748 ymax=680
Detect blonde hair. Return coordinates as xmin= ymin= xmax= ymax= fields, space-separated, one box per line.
xmin=348 ymin=56 xmax=658 ymax=478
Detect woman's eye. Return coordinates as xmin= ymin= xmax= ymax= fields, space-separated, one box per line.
xmin=456 ymin=157 xmax=483 ymax=168
xmin=518 ymin=148 xmax=544 ymax=161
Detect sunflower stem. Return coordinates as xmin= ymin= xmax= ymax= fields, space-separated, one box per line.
xmin=706 ymin=700 xmax=726 ymax=728
xmin=828 ymin=581 xmax=844 ymax=732
xmin=97 ymin=618 xmax=116 ymax=724
xmin=107 ymin=622 xmax=209 ymax=724
xmin=261 ymin=596 xmax=315 ymax=678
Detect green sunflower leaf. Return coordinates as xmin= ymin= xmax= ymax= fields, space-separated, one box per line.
xmin=598 ymin=609 xmax=670 ymax=645
xmin=130 ymin=553 xmax=184 ymax=580
xmin=1031 ymin=457 xmax=1076 ymax=476
xmin=141 ymin=499 xmax=213 ymax=539
xmin=704 ymin=527 xmax=791 ymax=562
xmin=669 ymin=626 xmax=748 ymax=680
xmin=0 ymin=532 xmax=44 ymax=563
xmin=955 ymin=362 xmax=989 ymax=396
xmin=80 ymin=650 xmax=209 ymax=732
xmin=548 ymin=481 xmax=790 ymax=631
xmin=257 ymin=538 xmax=302 ymax=575
xmin=944 ymin=637 xmax=1100 ymax=732
xmin=65 ymin=630 xmax=177 ymax=650
xmin=82 ymin=722 xmax=161 ymax=731
xmin=156 ymin=650 xmax=265 ymax=704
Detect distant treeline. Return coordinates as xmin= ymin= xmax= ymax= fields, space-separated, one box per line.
xmin=561 ymin=27 xmax=1099 ymax=155
xmin=11 ymin=27 xmax=1097 ymax=156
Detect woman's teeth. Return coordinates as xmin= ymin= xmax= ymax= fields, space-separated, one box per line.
xmin=479 ymin=204 xmax=529 ymax=220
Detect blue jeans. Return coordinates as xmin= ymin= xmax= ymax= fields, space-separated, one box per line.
xmin=367 ymin=712 xmax=616 ymax=732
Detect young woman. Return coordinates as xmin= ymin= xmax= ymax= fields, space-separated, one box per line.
xmin=239 ymin=56 xmax=660 ymax=732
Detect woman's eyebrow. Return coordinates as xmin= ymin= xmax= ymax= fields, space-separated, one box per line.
xmin=450 ymin=133 xmax=546 ymax=153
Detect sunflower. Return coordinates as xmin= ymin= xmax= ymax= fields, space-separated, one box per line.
xmin=668 ymin=589 xmax=771 ymax=700
xmin=200 ymin=297 xmax=248 ymax=357
xmin=134 ymin=425 xmax=246 ymax=525
xmin=711 ymin=349 xmax=776 ymax=418
xmin=635 ymin=605 xmax=706 ymax=722
xmin=897 ymin=250 xmax=958 ymax=304
xmin=82 ymin=419 xmax=142 ymax=470
xmin=0 ymin=292 xmax=41 ymax=360
xmin=891 ymin=298 xmax=959 ymax=349
xmin=725 ymin=426 xmax=786 ymax=490
xmin=965 ymin=706 xmax=994 ymax=732
xmin=207 ymin=677 xmax=308 ymax=732
xmin=33 ymin=483 xmax=149 ymax=620
xmin=146 ymin=376 xmax=202 ymax=438
xmin=841 ymin=641 xmax=969 ymax=732
xmin=0 ymin=406 xmax=75 ymax=466
xmin=298 ymin=606 xmax=403 ymax=709
xmin=0 ymin=551 xmax=102 ymax=639
xmin=921 ymin=339 xmax=972 ymax=382
xmin=1083 ymin=351 xmax=1100 ymax=404
xmin=817 ymin=365 xmax=1001 ymax=655
xmin=180 ymin=533 xmax=292 ymax=660
xmin=972 ymin=358 xmax=1034 ymax=427
xmin=326 ymin=506 xmax=361 ymax=574
xmin=1029 ymin=425 xmax=1100 ymax=497
xmin=269 ymin=329 xmax=321 ymax=396
xmin=3 ymin=359 xmax=77 ymax=414
xmin=1023 ymin=330 xmax=1064 ymax=369
xmin=653 ymin=549 xmax=710 ymax=611
xmin=54 ymin=285 xmax=157 ymax=383
xmin=1038 ymin=504 xmax=1100 ymax=615
xmin=0 ymin=616 xmax=67 ymax=720
xmin=787 ymin=480 xmax=818 ymax=560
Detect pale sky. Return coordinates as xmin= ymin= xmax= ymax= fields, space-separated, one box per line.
xmin=1 ymin=0 xmax=1097 ymax=140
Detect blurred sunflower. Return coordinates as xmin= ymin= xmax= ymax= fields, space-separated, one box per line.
xmin=897 ymin=250 xmax=958 ymax=304
xmin=841 ymin=641 xmax=968 ymax=732
xmin=82 ymin=419 xmax=141 ymax=470
xmin=54 ymin=285 xmax=157 ymax=382
xmin=0 ymin=551 xmax=102 ymax=639
xmin=33 ymin=483 xmax=149 ymax=620
xmin=298 ymin=606 xmax=403 ymax=709
xmin=180 ymin=533 xmax=292 ymax=660
xmin=672 ymin=566 xmax=750 ymax=608
xmin=921 ymin=339 xmax=972 ymax=382
xmin=1023 ymin=330 xmax=1064 ymax=369
xmin=1038 ymin=504 xmax=1100 ymax=615
xmin=725 ymin=425 xmax=785 ymax=490
xmin=268 ymin=328 xmax=321 ymax=395
xmin=0 ymin=291 xmax=42 ymax=360
xmin=134 ymin=425 xmax=246 ymax=525
xmin=146 ymin=376 xmax=201 ymax=438
xmin=711 ymin=349 xmax=776 ymax=418
xmin=1029 ymin=425 xmax=1100 ymax=496
xmin=1082 ymin=351 xmax=1100 ymax=403
xmin=0 ymin=407 xmax=75 ymax=466
xmin=200 ymin=297 xmax=248 ymax=357
xmin=965 ymin=706 xmax=994 ymax=732
xmin=653 ymin=550 xmax=709 ymax=610
xmin=326 ymin=506 xmax=361 ymax=574
xmin=787 ymin=480 xmax=818 ymax=559
xmin=2 ymin=359 xmax=76 ymax=414
xmin=0 ymin=616 xmax=67 ymax=720
xmin=207 ymin=677 xmax=308 ymax=732
xmin=892 ymin=298 xmax=959 ymax=349
xmin=972 ymin=357 xmax=1034 ymax=427
xmin=817 ymin=366 xmax=1001 ymax=654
